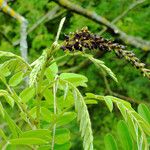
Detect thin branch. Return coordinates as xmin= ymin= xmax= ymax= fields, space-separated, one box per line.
xmin=54 ymin=0 xmax=150 ymax=51
xmin=101 ymin=71 xmax=150 ymax=106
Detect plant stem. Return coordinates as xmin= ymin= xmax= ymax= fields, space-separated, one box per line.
xmin=35 ymin=60 xmax=47 ymax=128
xmin=51 ymin=77 xmax=58 ymax=150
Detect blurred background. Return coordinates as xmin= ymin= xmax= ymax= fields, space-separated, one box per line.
xmin=0 ymin=0 xmax=150 ymax=149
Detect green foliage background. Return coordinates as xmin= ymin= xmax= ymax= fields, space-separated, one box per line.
xmin=0 ymin=0 xmax=150 ymax=149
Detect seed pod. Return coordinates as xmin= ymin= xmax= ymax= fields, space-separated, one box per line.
xmin=60 ymin=27 xmax=150 ymax=80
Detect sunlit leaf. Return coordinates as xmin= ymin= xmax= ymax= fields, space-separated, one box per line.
xmin=60 ymin=73 xmax=88 ymax=87
xmin=9 ymin=71 xmax=24 ymax=87
xmin=104 ymin=133 xmax=118 ymax=150
xmin=20 ymin=86 xmax=35 ymax=103
xmin=117 ymin=120 xmax=133 ymax=150
xmin=55 ymin=128 xmax=70 ymax=145
xmin=9 ymin=138 xmax=48 ymax=145
xmin=138 ymin=104 xmax=150 ymax=124
xmin=104 ymin=96 xmax=113 ymax=112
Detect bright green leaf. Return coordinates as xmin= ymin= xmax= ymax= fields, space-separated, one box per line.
xmin=104 ymin=133 xmax=118 ymax=150
xmin=0 ymin=90 xmax=14 ymax=107
xmin=0 ymin=101 xmax=5 ymax=117
xmin=0 ymin=129 xmax=7 ymax=141
xmin=45 ymin=62 xmax=58 ymax=81
xmin=54 ymin=142 xmax=71 ymax=150
xmin=0 ymin=64 xmax=11 ymax=77
xmin=20 ymin=86 xmax=35 ymax=103
xmin=41 ymin=107 xmax=53 ymax=123
xmin=117 ymin=120 xmax=133 ymax=150
xmin=104 ymin=96 xmax=113 ymax=112
xmin=9 ymin=71 xmax=24 ymax=87
xmin=9 ymin=138 xmax=48 ymax=145
xmin=60 ymin=73 xmax=88 ymax=87
xmin=57 ymin=112 xmax=76 ymax=126
xmin=20 ymin=129 xmax=52 ymax=141
xmin=55 ymin=128 xmax=70 ymax=145
xmin=138 ymin=104 xmax=150 ymax=124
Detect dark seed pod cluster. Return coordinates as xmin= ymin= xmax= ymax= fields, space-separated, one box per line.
xmin=61 ymin=27 xmax=150 ymax=80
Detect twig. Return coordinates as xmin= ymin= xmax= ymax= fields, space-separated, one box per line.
xmin=101 ymin=71 xmax=150 ymax=106
xmin=54 ymin=0 xmax=150 ymax=51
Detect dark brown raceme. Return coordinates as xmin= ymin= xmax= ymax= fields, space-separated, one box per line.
xmin=61 ymin=27 xmax=150 ymax=80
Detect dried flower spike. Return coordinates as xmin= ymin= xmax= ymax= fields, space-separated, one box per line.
xmin=61 ymin=27 xmax=150 ymax=80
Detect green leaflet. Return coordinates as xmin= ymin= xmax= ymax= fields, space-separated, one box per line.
xmin=40 ymin=107 xmax=53 ymax=123
xmin=55 ymin=128 xmax=70 ymax=145
xmin=45 ymin=62 xmax=58 ymax=82
xmin=9 ymin=138 xmax=48 ymax=145
xmin=60 ymin=73 xmax=88 ymax=87
xmin=19 ymin=86 xmax=35 ymax=103
xmin=0 ymin=64 xmax=11 ymax=77
xmin=0 ymin=129 xmax=7 ymax=141
xmin=57 ymin=112 xmax=76 ymax=126
xmin=0 ymin=90 xmax=14 ymax=107
xmin=2 ymin=109 xmax=22 ymax=138
xmin=38 ymin=142 xmax=71 ymax=150
xmin=104 ymin=133 xmax=118 ymax=150
xmin=9 ymin=71 xmax=24 ymax=87
xmin=104 ymin=96 xmax=113 ymax=112
xmin=20 ymin=129 xmax=52 ymax=141
xmin=138 ymin=104 xmax=150 ymax=124
xmin=117 ymin=120 xmax=133 ymax=150
xmin=0 ymin=102 xmax=5 ymax=117
xmin=54 ymin=143 xmax=71 ymax=150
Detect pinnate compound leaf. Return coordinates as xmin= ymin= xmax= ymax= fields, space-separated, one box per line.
xmin=104 ymin=133 xmax=118 ymax=150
